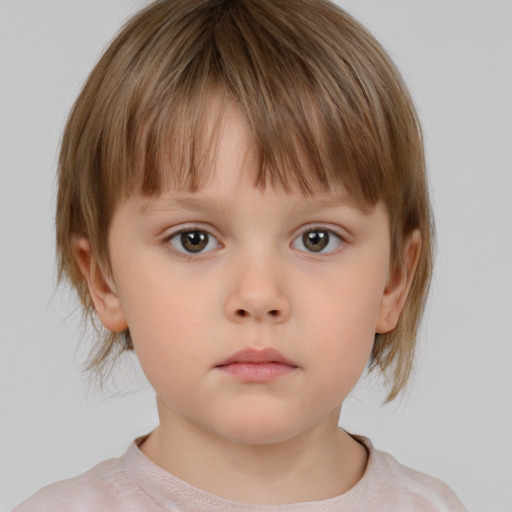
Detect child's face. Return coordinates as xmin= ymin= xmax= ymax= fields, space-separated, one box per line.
xmin=89 ymin=104 xmax=409 ymax=445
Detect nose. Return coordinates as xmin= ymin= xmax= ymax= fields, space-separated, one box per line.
xmin=224 ymin=255 xmax=291 ymax=324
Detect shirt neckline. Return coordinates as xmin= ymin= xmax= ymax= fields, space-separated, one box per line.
xmin=122 ymin=433 xmax=377 ymax=511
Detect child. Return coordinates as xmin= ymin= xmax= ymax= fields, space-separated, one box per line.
xmin=15 ymin=0 xmax=467 ymax=509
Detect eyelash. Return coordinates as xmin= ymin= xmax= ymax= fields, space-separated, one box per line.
xmin=164 ymin=225 xmax=345 ymax=256
xmin=291 ymin=226 xmax=344 ymax=254
xmin=165 ymin=226 xmax=221 ymax=256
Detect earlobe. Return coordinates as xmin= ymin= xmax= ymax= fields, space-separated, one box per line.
xmin=376 ymin=230 xmax=422 ymax=334
xmin=71 ymin=236 xmax=128 ymax=332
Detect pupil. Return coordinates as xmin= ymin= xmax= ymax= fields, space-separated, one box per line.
xmin=304 ymin=230 xmax=328 ymax=252
xmin=181 ymin=231 xmax=208 ymax=252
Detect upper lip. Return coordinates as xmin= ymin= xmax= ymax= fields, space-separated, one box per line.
xmin=215 ymin=348 xmax=298 ymax=367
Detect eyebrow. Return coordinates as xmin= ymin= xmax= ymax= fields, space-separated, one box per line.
xmin=139 ymin=192 xmax=371 ymax=216
xmin=299 ymin=196 xmax=372 ymax=214
xmin=140 ymin=196 xmax=232 ymax=216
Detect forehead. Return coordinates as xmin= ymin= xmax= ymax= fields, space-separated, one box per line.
xmin=135 ymin=97 xmax=373 ymax=216
xmin=137 ymin=100 xmax=371 ymax=215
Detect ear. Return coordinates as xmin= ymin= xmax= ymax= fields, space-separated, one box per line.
xmin=71 ymin=236 xmax=128 ymax=332
xmin=376 ymin=230 xmax=422 ymax=334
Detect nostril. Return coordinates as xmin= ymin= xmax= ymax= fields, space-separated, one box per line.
xmin=235 ymin=309 xmax=281 ymax=318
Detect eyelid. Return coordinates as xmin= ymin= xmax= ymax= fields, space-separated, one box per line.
xmin=292 ymin=223 xmax=348 ymax=239
xmin=162 ymin=222 xmax=221 ymax=239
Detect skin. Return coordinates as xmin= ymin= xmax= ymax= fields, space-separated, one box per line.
xmin=73 ymin=103 xmax=421 ymax=504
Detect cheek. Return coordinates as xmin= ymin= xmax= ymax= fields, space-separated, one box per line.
xmin=302 ymin=270 xmax=385 ymax=394
xmin=114 ymin=257 xmax=215 ymax=379
xmin=118 ymin=249 xmax=210 ymax=327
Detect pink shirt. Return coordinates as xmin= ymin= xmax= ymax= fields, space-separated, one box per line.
xmin=14 ymin=436 xmax=467 ymax=511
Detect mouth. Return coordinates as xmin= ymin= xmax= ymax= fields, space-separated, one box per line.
xmin=214 ymin=348 xmax=298 ymax=383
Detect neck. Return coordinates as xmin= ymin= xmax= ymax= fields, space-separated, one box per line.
xmin=139 ymin=399 xmax=368 ymax=505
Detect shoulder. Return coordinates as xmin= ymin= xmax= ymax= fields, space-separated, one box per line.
xmin=13 ymin=453 xmax=145 ymax=512
xmin=359 ymin=437 xmax=467 ymax=512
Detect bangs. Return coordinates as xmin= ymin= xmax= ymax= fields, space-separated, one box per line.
xmin=104 ymin=0 xmax=402 ymax=208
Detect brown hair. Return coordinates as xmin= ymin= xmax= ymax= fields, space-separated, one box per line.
xmin=56 ymin=0 xmax=434 ymax=401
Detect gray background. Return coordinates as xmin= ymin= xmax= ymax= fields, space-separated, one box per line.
xmin=1 ymin=1 xmax=511 ymax=510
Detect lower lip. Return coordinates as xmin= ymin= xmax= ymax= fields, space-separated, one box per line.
xmin=216 ymin=362 xmax=297 ymax=382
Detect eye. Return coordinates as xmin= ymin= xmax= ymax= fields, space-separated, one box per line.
xmin=168 ymin=229 xmax=220 ymax=254
xmin=292 ymin=228 xmax=343 ymax=254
